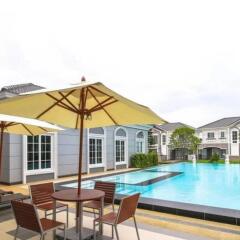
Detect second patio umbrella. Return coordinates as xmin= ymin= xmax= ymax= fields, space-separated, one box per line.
xmin=0 ymin=114 xmax=62 ymax=175
xmin=0 ymin=78 xmax=167 ymax=193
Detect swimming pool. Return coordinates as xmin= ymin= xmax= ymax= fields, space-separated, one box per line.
xmin=62 ymin=162 xmax=240 ymax=211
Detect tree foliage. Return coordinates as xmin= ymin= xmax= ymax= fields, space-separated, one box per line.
xmin=169 ymin=127 xmax=201 ymax=158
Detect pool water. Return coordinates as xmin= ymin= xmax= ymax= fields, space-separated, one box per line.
xmin=62 ymin=163 xmax=240 ymax=210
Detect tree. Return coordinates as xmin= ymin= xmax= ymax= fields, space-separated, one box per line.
xmin=169 ymin=127 xmax=201 ymax=160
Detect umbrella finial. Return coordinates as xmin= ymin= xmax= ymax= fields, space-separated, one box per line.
xmin=81 ymin=76 xmax=86 ymax=83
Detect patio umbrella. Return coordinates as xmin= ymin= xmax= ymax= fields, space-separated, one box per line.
xmin=0 ymin=114 xmax=62 ymax=175
xmin=0 ymin=78 xmax=167 ymax=193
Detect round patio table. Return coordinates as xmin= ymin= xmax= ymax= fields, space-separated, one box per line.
xmin=52 ymin=189 xmax=105 ymax=240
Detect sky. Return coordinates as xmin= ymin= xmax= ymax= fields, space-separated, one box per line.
xmin=0 ymin=0 xmax=240 ymax=127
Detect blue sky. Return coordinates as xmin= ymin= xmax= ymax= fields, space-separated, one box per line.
xmin=0 ymin=0 xmax=240 ymax=127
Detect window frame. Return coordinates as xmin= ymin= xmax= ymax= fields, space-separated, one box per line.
xmin=114 ymin=127 xmax=128 ymax=166
xmin=136 ymin=131 xmax=145 ymax=153
xmin=162 ymin=134 xmax=166 ymax=145
xmin=220 ymin=131 xmax=225 ymax=139
xmin=232 ymin=130 xmax=238 ymax=143
xmin=88 ymin=128 xmax=106 ymax=168
xmin=207 ymin=132 xmax=215 ymax=139
xmin=25 ymin=134 xmax=54 ymax=175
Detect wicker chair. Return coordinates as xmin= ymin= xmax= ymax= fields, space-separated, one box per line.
xmin=83 ymin=181 xmax=116 ymax=217
xmin=93 ymin=193 xmax=140 ymax=240
xmin=11 ymin=200 xmax=66 ymax=240
xmin=29 ymin=182 xmax=68 ymax=226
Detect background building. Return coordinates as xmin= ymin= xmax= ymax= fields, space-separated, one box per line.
xmin=149 ymin=122 xmax=194 ymax=160
xmin=197 ymin=117 xmax=240 ymax=160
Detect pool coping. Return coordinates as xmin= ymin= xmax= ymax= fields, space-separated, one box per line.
xmin=55 ymin=167 xmax=240 ymax=226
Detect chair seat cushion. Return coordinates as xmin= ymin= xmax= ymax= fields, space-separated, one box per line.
xmin=83 ymin=200 xmax=110 ymax=210
xmin=95 ymin=212 xmax=117 ymax=225
xmin=37 ymin=201 xmax=67 ymax=211
xmin=40 ymin=218 xmax=64 ymax=231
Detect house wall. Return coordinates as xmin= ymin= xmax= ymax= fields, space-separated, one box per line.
xmin=1 ymin=125 xmax=149 ymax=184
xmin=0 ymin=134 xmax=11 ymax=183
xmin=58 ymin=128 xmax=88 ymax=177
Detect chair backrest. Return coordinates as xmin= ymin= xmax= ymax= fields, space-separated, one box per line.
xmin=11 ymin=200 xmax=42 ymax=233
xmin=94 ymin=181 xmax=116 ymax=204
xmin=29 ymin=182 xmax=54 ymax=205
xmin=116 ymin=193 xmax=140 ymax=224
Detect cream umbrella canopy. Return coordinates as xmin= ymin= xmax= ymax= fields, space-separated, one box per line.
xmin=0 ymin=78 xmax=167 ymax=192
xmin=0 ymin=114 xmax=62 ymax=175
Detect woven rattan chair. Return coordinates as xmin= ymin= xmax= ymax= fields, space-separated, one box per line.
xmin=29 ymin=182 xmax=68 ymax=226
xmin=11 ymin=200 xmax=66 ymax=240
xmin=93 ymin=193 xmax=140 ymax=240
xmin=83 ymin=181 xmax=116 ymax=217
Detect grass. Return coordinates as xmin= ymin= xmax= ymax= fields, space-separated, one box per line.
xmin=197 ymin=159 xmax=240 ymax=164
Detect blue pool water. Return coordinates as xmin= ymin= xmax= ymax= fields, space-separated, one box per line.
xmin=62 ymin=163 xmax=240 ymax=210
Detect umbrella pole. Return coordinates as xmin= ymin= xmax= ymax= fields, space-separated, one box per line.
xmin=77 ymin=114 xmax=84 ymax=195
xmin=77 ymin=88 xmax=85 ymax=195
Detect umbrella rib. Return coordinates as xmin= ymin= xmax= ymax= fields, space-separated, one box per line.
xmin=37 ymin=90 xmax=76 ymax=119
xmin=88 ymin=88 xmax=118 ymax=125
xmin=46 ymin=93 xmax=78 ymax=113
xmin=89 ymin=96 xmax=114 ymax=112
xmin=90 ymin=99 xmax=118 ymax=113
xmin=21 ymin=124 xmax=34 ymax=136
xmin=58 ymin=92 xmax=79 ymax=112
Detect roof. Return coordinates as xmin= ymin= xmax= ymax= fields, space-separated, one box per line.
xmin=1 ymin=83 xmax=44 ymax=95
xmin=154 ymin=122 xmax=194 ymax=132
xmin=198 ymin=117 xmax=240 ymax=129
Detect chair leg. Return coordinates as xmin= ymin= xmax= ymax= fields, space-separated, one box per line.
xmin=66 ymin=206 xmax=69 ymax=227
xmin=111 ymin=225 xmax=114 ymax=239
xmin=133 ymin=216 xmax=140 ymax=240
xmin=14 ymin=225 xmax=19 ymax=240
xmin=63 ymin=224 xmax=66 ymax=240
xmin=93 ymin=220 xmax=96 ymax=240
xmin=40 ymin=234 xmax=44 ymax=240
xmin=114 ymin=225 xmax=120 ymax=240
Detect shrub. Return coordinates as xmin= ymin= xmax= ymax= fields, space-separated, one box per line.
xmin=210 ymin=153 xmax=220 ymax=162
xmin=147 ymin=151 xmax=158 ymax=166
xmin=131 ymin=152 xmax=158 ymax=168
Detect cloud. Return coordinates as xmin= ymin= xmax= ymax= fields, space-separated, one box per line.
xmin=0 ymin=0 xmax=240 ymax=127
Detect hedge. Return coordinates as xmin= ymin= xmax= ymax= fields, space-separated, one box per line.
xmin=131 ymin=152 xmax=158 ymax=168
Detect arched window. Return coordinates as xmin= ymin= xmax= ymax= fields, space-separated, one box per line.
xmin=136 ymin=131 xmax=145 ymax=153
xmin=89 ymin=128 xmax=105 ymax=166
xmin=115 ymin=127 xmax=127 ymax=164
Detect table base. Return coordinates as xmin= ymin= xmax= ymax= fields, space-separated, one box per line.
xmin=56 ymin=227 xmax=112 ymax=240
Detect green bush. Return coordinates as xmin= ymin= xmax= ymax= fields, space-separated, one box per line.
xmin=131 ymin=152 xmax=158 ymax=168
xmin=210 ymin=153 xmax=220 ymax=162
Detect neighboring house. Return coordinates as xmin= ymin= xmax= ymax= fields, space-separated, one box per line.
xmin=149 ymin=122 xmax=194 ymax=160
xmin=197 ymin=117 xmax=240 ymax=160
xmin=0 ymin=83 xmax=150 ymax=184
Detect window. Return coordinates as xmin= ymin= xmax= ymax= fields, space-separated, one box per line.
xmin=207 ymin=132 xmax=215 ymax=139
xmin=89 ymin=138 xmax=103 ymax=164
xmin=27 ymin=135 xmax=52 ymax=171
xmin=115 ymin=128 xmax=127 ymax=164
xmin=116 ymin=140 xmax=125 ymax=162
xmin=220 ymin=131 xmax=225 ymax=139
xmin=136 ymin=131 xmax=145 ymax=153
xmin=89 ymin=128 xmax=105 ymax=166
xmin=232 ymin=131 xmax=238 ymax=143
xmin=162 ymin=135 xmax=166 ymax=145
